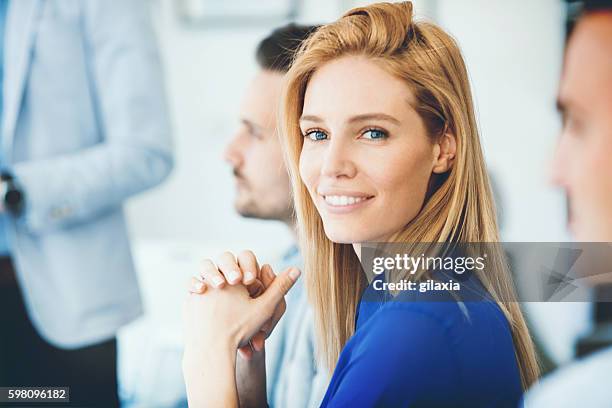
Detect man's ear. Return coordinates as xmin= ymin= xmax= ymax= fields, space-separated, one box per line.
xmin=432 ymin=132 xmax=457 ymax=174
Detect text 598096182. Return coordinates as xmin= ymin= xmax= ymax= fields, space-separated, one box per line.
xmin=0 ymin=387 xmax=69 ymax=403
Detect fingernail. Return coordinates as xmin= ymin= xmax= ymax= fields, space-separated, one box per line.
xmin=213 ymin=276 xmax=225 ymax=287
xmin=227 ymin=271 xmax=240 ymax=283
xmin=193 ymin=281 xmax=204 ymax=292
xmin=244 ymin=271 xmax=254 ymax=282
xmin=289 ymin=268 xmax=301 ymax=280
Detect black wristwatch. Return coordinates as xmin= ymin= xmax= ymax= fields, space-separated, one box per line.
xmin=0 ymin=171 xmax=25 ymax=216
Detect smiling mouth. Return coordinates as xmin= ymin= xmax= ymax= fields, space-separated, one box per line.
xmin=322 ymin=194 xmax=374 ymax=207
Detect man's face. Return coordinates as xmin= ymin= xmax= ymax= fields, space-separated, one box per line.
xmin=224 ymin=69 xmax=292 ymax=223
xmin=551 ymin=13 xmax=612 ymax=241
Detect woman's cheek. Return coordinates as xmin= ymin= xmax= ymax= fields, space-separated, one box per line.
xmin=377 ymin=156 xmax=431 ymax=209
xmin=299 ymin=150 xmax=319 ymax=191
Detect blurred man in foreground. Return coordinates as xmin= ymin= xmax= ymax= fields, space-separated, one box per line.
xmin=525 ymin=0 xmax=612 ymax=406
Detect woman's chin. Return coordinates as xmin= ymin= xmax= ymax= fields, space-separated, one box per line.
xmin=323 ymin=226 xmax=380 ymax=245
xmin=323 ymin=228 xmax=358 ymax=244
xmin=326 ymin=235 xmax=355 ymax=244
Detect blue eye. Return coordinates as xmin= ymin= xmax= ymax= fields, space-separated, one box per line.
xmin=362 ymin=129 xmax=387 ymax=140
xmin=305 ymin=130 xmax=328 ymax=141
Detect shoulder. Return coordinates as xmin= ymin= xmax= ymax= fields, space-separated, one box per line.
xmin=359 ymin=302 xmax=456 ymax=343
xmin=350 ymin=299 xmax=518 ymax=386
xmin=323 ymin=305 xmax=459 ymax=407
xmin=346 ymin=304 xmax=460 ymax=385
xmin=80 ymin=0 xmax=155 ymax=41
xmin=324 ymin=300 xmax=520 ymax=406
xmin=362 ymin=298 xmax=508 ymax=339
xmin=322 ymin=298 xmax=523 ymax=407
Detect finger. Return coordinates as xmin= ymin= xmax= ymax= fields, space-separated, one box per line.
xmin=257 ymin=297 xmax=285 ymax=338
xmin=237 ymin=250 xmax=259 ymax=285
xmin=216 ymin=251 xmax=242 ymax=285
xmin=251 ymin=267 xmax=301 ymax=329
xmin=238 ymin=346 xmax=253 ymax=360
xmin=262 ymin=299 xmax=286 ymax=339
xmin=199 ymin=259 xmax=225 ymax=288
xmin=187 ymin=276 xmax=207 ymax=294
xmin=247 ymin=279 xmax=265 ymax=298
xmin=260 ymin=264 xmax=275 ymax=289
xmin=250 ymin=331 xmax=266 ymax=352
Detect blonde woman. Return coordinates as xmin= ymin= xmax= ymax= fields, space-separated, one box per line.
xmin=182 ymin=2 xmax=539 ymax=407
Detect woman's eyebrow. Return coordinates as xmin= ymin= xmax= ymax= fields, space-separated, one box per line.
xmin=299 ymin=113 xmax=401 ymax=126
xmin=348 ymin=113 xmax=400 ymax=125
xmin=299 ymin=114 xmax=324 ymax=124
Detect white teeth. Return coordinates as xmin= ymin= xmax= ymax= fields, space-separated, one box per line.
xmin=323 ymin=195 xmax=369 ymax=206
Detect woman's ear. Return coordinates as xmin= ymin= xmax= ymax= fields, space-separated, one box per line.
xmin=432 ymin=132 xmax=456 ymax=174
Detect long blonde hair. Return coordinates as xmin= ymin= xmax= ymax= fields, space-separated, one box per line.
xmin=280 ymin=1 xmax=539 ymax=388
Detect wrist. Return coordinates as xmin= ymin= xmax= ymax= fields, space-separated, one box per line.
xmin=183 ymin=341 xmax=239 ymax=407
xmin=184 ymin=336 xmax=237 ymax=367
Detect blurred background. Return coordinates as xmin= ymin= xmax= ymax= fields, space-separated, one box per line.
xmin=118 ymin=0 xmax=589 ymax=406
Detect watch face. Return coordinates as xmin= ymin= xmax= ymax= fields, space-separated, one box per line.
xmin=6 ymin=189 xmax=21 ymax=204
xmin=5 ymin=189 xmax=23 ymax=214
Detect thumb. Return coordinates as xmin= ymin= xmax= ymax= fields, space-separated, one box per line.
xmin=255 ymin=266 xmax=301 ymax=316
xmin=237 ymin=267 xmax=301 ymax=346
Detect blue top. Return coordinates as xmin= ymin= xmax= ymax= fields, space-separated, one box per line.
xmin=320 ymin=272 xmax=523 ymax=407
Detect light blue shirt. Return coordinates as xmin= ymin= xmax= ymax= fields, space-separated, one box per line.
xmin=266 ymin=245 xmax=330 ymax=407
xmin=0 ymin=0 xmax=10 ymax=256
xmin=524 ymin=346 xmax=612 ymax=407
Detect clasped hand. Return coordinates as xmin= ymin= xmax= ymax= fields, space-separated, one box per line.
xmin=183 ymin=250 xmax=301 ymax=359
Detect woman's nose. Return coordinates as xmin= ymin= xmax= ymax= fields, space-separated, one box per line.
xmin=320 ymin=137 xmax=357 ymax=179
